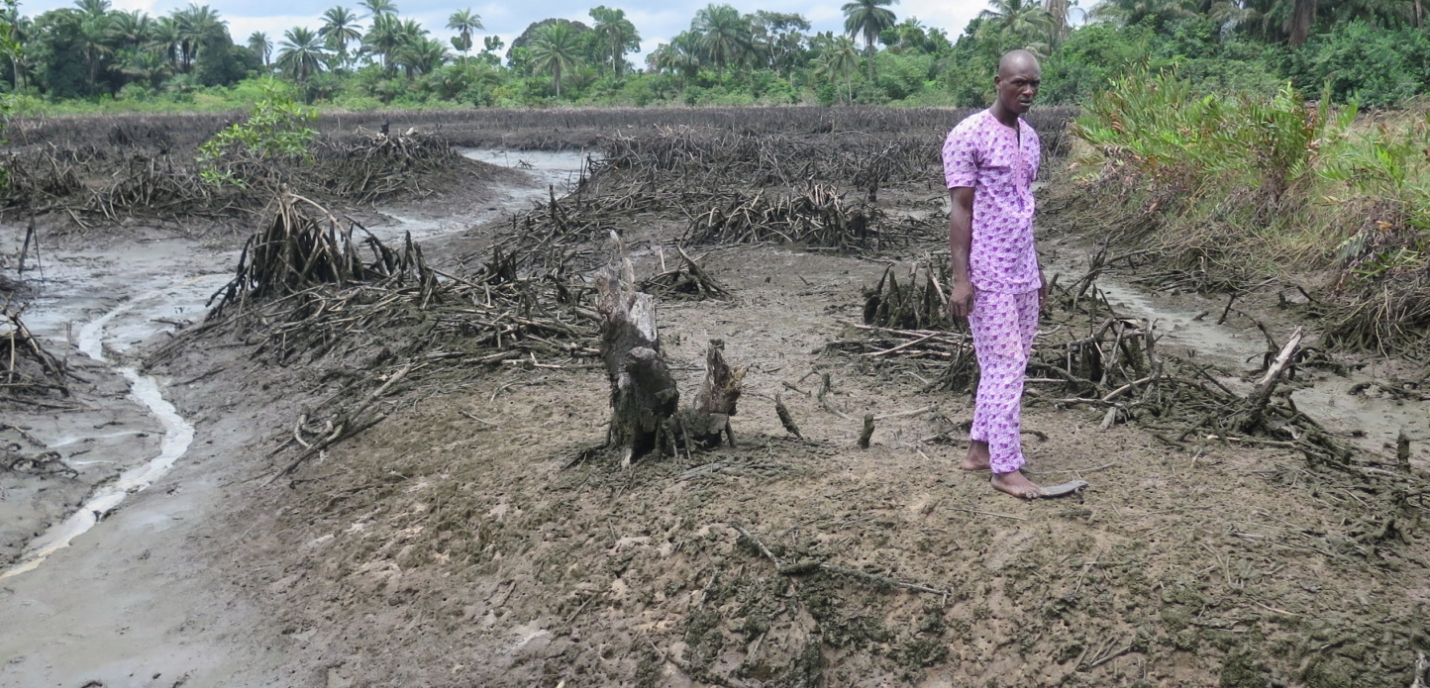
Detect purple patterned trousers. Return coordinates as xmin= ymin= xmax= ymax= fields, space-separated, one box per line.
xmin=968 ymin=290 xmax=1040 ymax=474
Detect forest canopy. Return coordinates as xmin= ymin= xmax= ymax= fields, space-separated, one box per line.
xmin=0 ymin=0 xmax=1421 ymax=112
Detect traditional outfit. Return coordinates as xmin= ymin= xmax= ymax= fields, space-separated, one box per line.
xmin=941 ymin=109 xmax=1042 ymax=474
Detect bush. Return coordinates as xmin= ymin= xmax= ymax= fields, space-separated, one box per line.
xmin=1286 ymin=21 xmax=1430 ymax=106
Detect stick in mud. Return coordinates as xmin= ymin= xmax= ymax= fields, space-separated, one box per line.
xmin=858 ymin=413 xmax=875 ymax=449
xmin=774 ymin=393 xmax=803 ymax=439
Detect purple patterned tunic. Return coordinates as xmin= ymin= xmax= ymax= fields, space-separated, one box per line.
xmin=941 ymin=109 xmax=1041 ymax=294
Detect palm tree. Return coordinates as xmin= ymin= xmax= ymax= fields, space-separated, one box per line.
xmin=173 ymin=4 xmax=226 ymax=73
xmin=978 ymin=0 xmax=1052 ymax=46
xmin=1088 ymin=0 xmax=1194 ymax=30
xmin=319 ymin=6 xmax=363 ymax=68
xmin=527 ymin=22 xmax=583 ymax=98
xmin=885 ymin=16 xmax=928 ymax=53
xmin=446 ymin=8 xmax=482 ymax=57
xmin=1 ymin=10 xmax=33 ymax=90
xmin=76 ymin=6 xmax=114 ymax=92
xmin=589 ymin=5 xmax=640 ymax=76
xmin=152 ymin=17 xmax=183 ymax=72
xmin=121 ymin=50 xmax=172 ymax=89
xmin=248 ymin=31 xmax=272 ymax=66
xmin=108 ymin=10 xmax=154 ymax=48
xmin=362 ymin=12 xmax=403 ymax=71
xmin=394 ymin=36 xmax=448 ymax=77
xmin=386 ymin=19 xmax=427 ymax=78
xmin=359 ymin=0 xmax=397 ymax=17
xmin=648 ymin=30 xmax=701 ymax=82
xmin=815 ymin=35 xmax=859 ymax=102
xmin=693 ymin=4 xmax=752 ymax=85
xmin=842 ymin=0 xmax=896 ymax=78
xmin=74 ymin=0 xmax=111 ymax=17
xmin=277 ymin=26 xmax=326 ymax=83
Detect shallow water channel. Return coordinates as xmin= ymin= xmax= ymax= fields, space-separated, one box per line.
xmin=1 ymin=149 xmax=589 ymax=579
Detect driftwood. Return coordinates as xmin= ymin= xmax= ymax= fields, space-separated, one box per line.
xmin=1238 ymin=327 xmax=1304 ymax=433
xmin=774 ymin=393 xmax=802 ymax=439
xmin=640 ymin=247 xmax=730 ymax=300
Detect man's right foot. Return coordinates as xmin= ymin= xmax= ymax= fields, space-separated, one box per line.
xmin=991 ymin=470 xmax=1041 ymax=500
xmin=961 ymin=441 xmax=991 ymax=471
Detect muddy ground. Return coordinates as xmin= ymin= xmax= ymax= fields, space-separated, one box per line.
xmin=3 ymin=118 xmax=1430 ymax=688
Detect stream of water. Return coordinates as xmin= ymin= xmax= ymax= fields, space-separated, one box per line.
xmin=2 ymin=295 xmax=196 ymax=579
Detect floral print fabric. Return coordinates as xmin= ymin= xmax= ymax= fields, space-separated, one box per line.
xmin=941 ymin=109 xmax=1042 ymax=295
xmin=967 ymin=290 xmax=1040 ymax=473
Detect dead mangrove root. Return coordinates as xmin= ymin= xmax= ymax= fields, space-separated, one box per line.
xmin=1 ymin=303 xmax=69 ymax=401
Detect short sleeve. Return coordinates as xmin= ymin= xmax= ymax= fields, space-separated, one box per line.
xmin=942 ymin=126 xmax=978 ymax=189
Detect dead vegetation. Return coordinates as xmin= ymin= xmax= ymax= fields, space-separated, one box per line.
xmin=0 ymin=129 xmax=493 ymax=231
xmin=1 ymin=302 xmax=68 ymax=404
xmin=837 ymin=258 xmax=1362 ymax=462
xmin=8 ymin=106 xmax=1077 ymax=155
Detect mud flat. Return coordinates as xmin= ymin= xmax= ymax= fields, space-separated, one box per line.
xmin=2 ymin=111 xmax=1428 ymax=688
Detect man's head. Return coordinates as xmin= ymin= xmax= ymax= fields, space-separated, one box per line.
xmin=994 ymin=50 xmax=1041 ymax=116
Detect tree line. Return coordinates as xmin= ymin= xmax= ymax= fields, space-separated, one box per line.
xmin=0 ymin=0 xmax=1426 ymax=111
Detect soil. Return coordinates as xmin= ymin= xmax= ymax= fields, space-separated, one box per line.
xmin=3 ymin=124 xmax=1430 ymax=688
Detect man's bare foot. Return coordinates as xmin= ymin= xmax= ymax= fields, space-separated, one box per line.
xmin=961 ymin=441 xmax=991 ymax=471
xmin=991 ymin=470 xmax=1041 ymax=500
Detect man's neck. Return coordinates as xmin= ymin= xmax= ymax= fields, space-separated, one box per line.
xmin=989 ymin=102 xmax=1020 ymax=129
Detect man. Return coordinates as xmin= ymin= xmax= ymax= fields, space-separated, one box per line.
xmin=942 ymin=50 xmax=1048 ymax=500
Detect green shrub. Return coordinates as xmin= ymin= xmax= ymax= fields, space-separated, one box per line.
xmin=196 ymin=79 xmax=318 ymax=186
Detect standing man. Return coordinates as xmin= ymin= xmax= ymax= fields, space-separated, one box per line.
xmin=942 ymin=50 xmax=1048 ymax=500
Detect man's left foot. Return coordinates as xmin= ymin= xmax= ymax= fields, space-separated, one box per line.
xmin=990 ymin=470 xmax=1041 ymax=500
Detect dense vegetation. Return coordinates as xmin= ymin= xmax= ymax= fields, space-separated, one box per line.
xmin=0 ymin=0 xmax=1425 ymax=112
xmin=1065 ymin=68 xmax=1430 ymax=352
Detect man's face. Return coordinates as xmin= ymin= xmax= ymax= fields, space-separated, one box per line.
xmin=994 ymin=63 xmax=1041 ymax=115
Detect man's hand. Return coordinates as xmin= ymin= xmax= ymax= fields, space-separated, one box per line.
xmin=949 ymin=281 xmax=975 ymax=319
xmin=1038 ymin=269 xmax=1049 ymax=309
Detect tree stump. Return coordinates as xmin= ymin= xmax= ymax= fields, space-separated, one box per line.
xmin=596 ymin=235 xmax=744 ymax=464
xmin=681 ymin=340 xmax=745 ymax=448
xmin=597 ymin=269 xmax=679 ymax=465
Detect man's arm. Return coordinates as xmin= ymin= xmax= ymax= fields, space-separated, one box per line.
xmin=948 ymin=186 xmax=975 ymax=318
